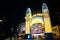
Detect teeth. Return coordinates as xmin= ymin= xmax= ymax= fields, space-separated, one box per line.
xmin=26 ymin=8 xmax=31 ymax=13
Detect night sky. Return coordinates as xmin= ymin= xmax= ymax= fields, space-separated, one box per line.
xmin=0 ymin=0 xmax=60 ymax=38
xmin=16 ymin=0 xmax=60 ymax=26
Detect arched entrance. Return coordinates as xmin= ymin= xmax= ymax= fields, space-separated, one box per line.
xmin=25 ymin=4 xmax=53 ymax=39
xmin=30 ymin=15 xmax=45 ymax=39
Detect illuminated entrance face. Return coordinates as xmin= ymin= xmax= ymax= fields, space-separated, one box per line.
xmin=31 ymin=23 xmax=44 ymax=35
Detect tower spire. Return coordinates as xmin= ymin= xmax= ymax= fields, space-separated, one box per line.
xmin=42 ymin=3 xmax=53 ymax=40
xmin=26 ymin=8 xmax=31 ymax=13
xmin=25 ymin=8 xmax=32 ymax=39
xmin=42 ymin=3 xmax=49 ymax=13
xmin=25 ymin=8 xmax=32 ymax=19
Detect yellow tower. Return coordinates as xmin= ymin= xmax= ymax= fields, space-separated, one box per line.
xmin=25 ymin=3 xmax=53 ymax=39
xmin=42 ymin=3 xmax=52 ymax=33
xmin=42 ymin=3 xmax=53 ymax=40
xmin=25 ymin=8 xmax=32 ymax=34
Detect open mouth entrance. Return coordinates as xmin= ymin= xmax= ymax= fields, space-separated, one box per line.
xmin=31 ymin=23 xmax=45 ymax=39
xmin=18 ymin=23 xmax=45 ymax=39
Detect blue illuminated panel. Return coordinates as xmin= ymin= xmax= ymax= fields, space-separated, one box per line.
xmin=25 ymin=34 xmax=32 ymax=39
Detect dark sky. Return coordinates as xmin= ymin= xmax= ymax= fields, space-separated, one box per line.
xmin=0 ymin=0 xmax=60 ymax=37
xmin=16 ymin=0 xmax=60 ymax=26
xmin=0 ymin=0 xmax=60 ymax=26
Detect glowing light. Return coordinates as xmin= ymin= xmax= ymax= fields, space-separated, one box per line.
xmin=44 ymin=18 xmax=52 ymax=33
xmin=39 ymin=26 xmax=41 ymax=27
xmin=28 ymin=35 xmax=30 ymax=38
xmin=33 ymin=14 xmax=37 ymax=17
xmin=36 ymin=14 xmax=43 ymax=16
xmin=23 ymin=27 xmax=25 ymax=30
xmin=0 ymin=20 xmax=3 ymax=22
xmin=31 ymin=17 xmax=44 ymax=25
xmin=25 ymin=8 xmax=32 ymax=34
xmin=33 ymin=14 xmax=43 ymax=18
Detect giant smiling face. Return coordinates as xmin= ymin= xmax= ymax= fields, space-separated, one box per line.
xmin=31 ymin=23 xmax=44 ymax=34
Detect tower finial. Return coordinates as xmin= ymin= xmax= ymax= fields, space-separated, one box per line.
xmin=26 ymin=8 xmax=31 ymax=13
xmin=42 ymin=3 xmax=48 ymax=10
xmin=42 ymin=3 xmax=49 ymax=13
xmin=25 ymin=8 xmax=32 ymax=19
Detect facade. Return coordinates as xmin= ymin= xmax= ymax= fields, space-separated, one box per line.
xmin=25 ymin=3 xmax=53 ymax=39
xmin=17 ymin=23 xmax=60 ymax=39
xmin=17 ymin=3 xmax=53 ymax=40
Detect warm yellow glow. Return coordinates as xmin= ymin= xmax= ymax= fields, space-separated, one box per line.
xmin=52 ymin=26 xmax=60 ymax=36
xmin=36 ymin=14 xmax=43 ymax=16
xmin=32 ymin=14 xmax=43 ymax=18
xmin=25 ymin=12 xmax=32 ymax=34
xmin=44 ymin=17 xmax=52 ymax=33
xmin=29 ymin=13 xmax=32 ymax=18
xmin=26 ymin=23 xmax=30 ymax=34
xmin=25 ymin=22 xmax=30 ymax=34
xmin=32 ymin=14 xmax=37 ymax=18
xmin=31 ymin=19 xmax=44 ymax=26
xmin=25 ymin=10 xmax=52 ymax=34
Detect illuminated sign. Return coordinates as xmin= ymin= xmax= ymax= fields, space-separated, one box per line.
xmin=31 ymin=23 xmax=44 ymax=34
